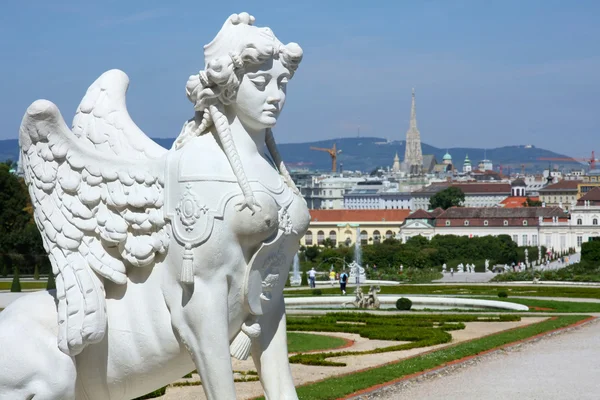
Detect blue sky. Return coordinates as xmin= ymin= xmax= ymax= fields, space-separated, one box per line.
xmin=1 ymin=0 xmax=598 ymax=156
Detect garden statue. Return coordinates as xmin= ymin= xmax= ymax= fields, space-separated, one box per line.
xmin=345 ymin=286 xmax=380 ymax=309
xmin=0 ymin=12 xmax=309 ymax=400
xmin=485 ymin=259 xmax=490 ymax=272
xmin=366 ymin=285 xmax=381 ymax=309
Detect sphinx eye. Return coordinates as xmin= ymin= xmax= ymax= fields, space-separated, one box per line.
xmin=279 ymin=77 xmax=289 ymax=88
xmin=250 ymin=76 xmax=267 ymax=89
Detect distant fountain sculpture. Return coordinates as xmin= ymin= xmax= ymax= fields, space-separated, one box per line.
xmin=344 ymin=286 xmax=381 ymax=309
xmin=349 ymin=227 xmax=367 ymax=285
xmin=290 ymin=253 xmax=302 ymax=286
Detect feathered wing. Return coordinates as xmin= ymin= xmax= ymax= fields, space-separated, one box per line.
xmin=72 ymin=69 xmax=167 ymax=159
xmin=19 ymin=72 xmax=169 ymax=356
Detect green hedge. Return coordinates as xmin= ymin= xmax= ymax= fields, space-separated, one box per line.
xmin=287 ymin=313 xmax=520 ymax=366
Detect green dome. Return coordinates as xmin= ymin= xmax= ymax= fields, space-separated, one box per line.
xmin=464 ymin=154 xmax=471 ymax=164
xmin=443 ymin=152 xmax=452 ymax=160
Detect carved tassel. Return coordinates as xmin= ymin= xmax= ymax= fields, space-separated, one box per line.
xmin=180 ymin=244 xmax=194 ymax=284
xmin=230 ymin=319 xmax=261 ymax=360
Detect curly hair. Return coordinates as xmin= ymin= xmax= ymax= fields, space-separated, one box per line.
xmin=173 ymin=13 xmax=302 ymax=200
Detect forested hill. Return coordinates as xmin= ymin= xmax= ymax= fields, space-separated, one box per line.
xmin=0 ymin=137 xmax=582 ymax=173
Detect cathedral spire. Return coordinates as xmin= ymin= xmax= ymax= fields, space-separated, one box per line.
xmin=410 ymin=88 xmax=417 ymax=129
xmin=403 ymin=88 xmax=424 ymax=176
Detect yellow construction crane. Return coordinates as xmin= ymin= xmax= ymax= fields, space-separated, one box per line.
xmin=310 ymin=143 xmax=342 ymax=173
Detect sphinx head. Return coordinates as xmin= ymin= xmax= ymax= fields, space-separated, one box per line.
xmin=186 ymin=13 xmax=303 ymax=131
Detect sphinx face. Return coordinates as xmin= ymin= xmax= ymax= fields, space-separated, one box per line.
xmin=232 ymin=58 xmax=290 ymax=131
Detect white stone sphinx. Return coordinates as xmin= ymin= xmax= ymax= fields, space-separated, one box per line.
xmin=0 ymin=12 xmax=309 ymax=400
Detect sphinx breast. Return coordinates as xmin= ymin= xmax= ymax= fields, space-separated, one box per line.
xmin=226 ymin=191 xmax=280 ymax=242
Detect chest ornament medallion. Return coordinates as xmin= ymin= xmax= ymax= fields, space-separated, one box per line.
xmin=176 ymin=183 xmax=208 ymax=232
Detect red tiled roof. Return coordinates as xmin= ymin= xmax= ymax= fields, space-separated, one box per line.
xmin=577 ymin=187 xmax=600 ymax=204
xmin=309 ymin=209 xmax=411 ymax=222
xmin=500 ymin=196 xmax=540 ymax=208
xmin=437 ymin=206 xmax=564 ymax=219
xmin=432 ymin=206 xmax=567 ymax=227
xmin=451 ymin=183 xmax=511 ymax=194
xmin=406 ymin=209 xmax=433 ymax=219
xmin=539 ymin=180 xmax=582 ymax=192
xmin=430 ymin=207 xmax=445 ymax=217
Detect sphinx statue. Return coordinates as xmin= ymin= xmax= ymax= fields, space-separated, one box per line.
xmin=0 ymin=12 xmax=309 ymax=400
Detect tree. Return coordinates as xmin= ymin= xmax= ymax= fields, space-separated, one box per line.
xmin=522 ymin=196 xmax=543 ymax=207
xmin=10 ymin=267 xmax=21 ymax=292
xmin=582 ymin=240 xmax=600 ymax=265
xmin=429 ymin=187 xmax=465 ymax=210
xmin=34 ymin=263 xmax=40 ymax=280
xmin=304 ymin=246 xmax=320 ymax=262
xmin=47 ymin=271 xmax=56 ymax=290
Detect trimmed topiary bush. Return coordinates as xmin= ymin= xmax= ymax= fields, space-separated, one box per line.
xmin=498 ymin=290 xmax=508 ymax=298
xmin=46 ymin=272 xmax=56 ymax=290
xmin=396 ymin=297 xmax=412 ymax=310
xmin=301 ymin=271 xmax=308 ymax=286
xmin=10 ymin=267 xmax=21 ymax=293
xmin=34 ymin=264 xmax=40 ymax=280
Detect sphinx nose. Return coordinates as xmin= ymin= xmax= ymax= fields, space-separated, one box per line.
xmin=266 ymin=93 xmax=281 ymax=104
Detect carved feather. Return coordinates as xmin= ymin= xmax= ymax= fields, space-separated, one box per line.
xmin=19 ymin=69 xmax=170 ymax=357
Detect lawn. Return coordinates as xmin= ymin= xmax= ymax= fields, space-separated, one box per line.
xmin=287 ymin=332 xmax=348 ymax=353
xmin=488 ymin=297 xmax=600 ymax=313
xmin=0 ymin=281 xmax=47 ymax=291
xmin=254 ymin=315 xmax=590 ymax=400
xmin=286 ymin=284 xmax=600 ymax=299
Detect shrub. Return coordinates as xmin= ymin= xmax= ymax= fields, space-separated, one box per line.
xmin=312 ymin=289 xmax=323 ymax=296
xmin=134 ymin=386 xmax=167 ymax=399
xmin=10 ymin=268 xmax=21 ymax=292
xmin=498 ymin=290 xmax=508 ymax=298
xmin=33 ymin=264 xmax=40 ymax=280
xmin=46 ymin=272 xmax=56 ymax=290
xmin=582 ymin=241 xmax=600 ymax=265
xmin=396 ymin=297 xmax=412 ymax=310
xmin=301 ymin=271 xmax=308 ymax=286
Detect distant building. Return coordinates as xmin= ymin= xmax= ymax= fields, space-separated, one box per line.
xmin=538 ymin=180 xmax=581 ymax=211
xmin=463 ymin=154 xmax=472 ymax=173
xmin=392 ymin=152 xmax=401 ymax=173
xmin=411 ymin=182 xmax=511 ymax=210
xmin=302 ymin=209 xmax=411 ymax=246
xmin=511 ymin=178 xmax=527 ymax=197
xmin=344 ymin=180 xmax=413 ymax=210
xmin=442 ymin=151 xmax=453 ymax=167
xmin=578 ymin=170 xmax=600 ymax=198
xmin=301 ymin=175 xmax=365 ymax=210
xmin=400 ymin=206 xmax=569 ymax=249
xmin=570 ymin=187 xmax=600 ymax=248
xmin=478 ymin=158 xmax=493 ymax=172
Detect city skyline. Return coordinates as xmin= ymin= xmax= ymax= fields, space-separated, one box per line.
xmin=0 ymin=1 xmax=598 ymax=157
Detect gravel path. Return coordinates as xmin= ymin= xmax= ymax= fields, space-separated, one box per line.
xmin=361 ymin=318 xmax=600 ymax=400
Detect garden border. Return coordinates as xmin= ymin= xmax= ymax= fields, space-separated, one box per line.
xmin=340 ymin=315 xmax=596 ymax=399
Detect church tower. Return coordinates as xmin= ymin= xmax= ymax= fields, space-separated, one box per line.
xmin=403 ymin=88 xmax=423 ymax=175
xmin=392 ymin=152 xmax=401 ymax=173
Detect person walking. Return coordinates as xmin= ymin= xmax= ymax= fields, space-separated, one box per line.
xmin=339 ymin=269 xmax=348 ymax=295
xmin=308 ymin=267 xmax=316 ymax=288
xmin=329 ymin=269 xmax=336 ymax=286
